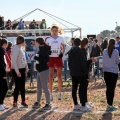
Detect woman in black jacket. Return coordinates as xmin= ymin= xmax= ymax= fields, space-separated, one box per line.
xmin=81 ymin=38 xmax=97 ymax=109
xmin=32 ymin=37 xmax=51 ymax=110
xmin=68 ymin=38 xmax=89 ymax=112
xmin=90 ymin=39 xmax=101 ymax=58
xmin=0 ymin=38 xmax=8 ymax=111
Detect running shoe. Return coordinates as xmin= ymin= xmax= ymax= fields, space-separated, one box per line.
xmin=13 ymin=101 xmax=17 ymax=107
xmin=21 ymin=101 xmax=28 ymax=108
xmin=58 ymin=92 xmax=62 ymax=100
xmin=80 ymin=106 xmax=91 ymax=112
xmin=86 ymin=102 xmax=94 ymax=110
xmin=50 ymin=93 xmax=54 ymax=101
xmin=32 ymin=102 xmax=41 ymax=108
xmin=42 ymin=103 xmax=51 ymax=110
xmin=0 ymin=105 xmax=5 ymax=111
xmin=73 ymin=104 xmax=81 ymax=110
xmin=107 ymin=105 xmax=117 ymax=111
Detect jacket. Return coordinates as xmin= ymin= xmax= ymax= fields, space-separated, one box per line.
xmin=68 ymin=46 xmax=88 ymax=76
xmin=34 ymin=46 xmax=50 ymax=72
xmin=0 ymin=47 xmax=6 ymax=79
xmin=90 ymin=45 xmax=101 ymax=57
xmin=11 ymin=45 xmax=28 ymax=74
xmin=115 ymin=41 xmax=120 ymax=55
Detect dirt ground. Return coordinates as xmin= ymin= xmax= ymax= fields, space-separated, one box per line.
xmin=0 ymin=78 xmax=120 ymax=120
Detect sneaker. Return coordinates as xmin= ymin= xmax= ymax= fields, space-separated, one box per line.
xmin=32 ymin=102 xmax=41 ymax=108
xmin=2 ymin=104 xmax=9 ymax=109
xmin=0 ymin=105 xmax=5 ymax=111
xmin=21 ymin=101 xmax=28 ymax=108
xmin=86 ymin=102 xmax=94 ymax=110
xmin=74 ymin=104 xmax=81 ymax=110
xmin=42 ymin=103 xmax=51 ymax=110
xmin=107 ymin=105 xmax=117 ymax=111
xmin=58 ymin=92 xmax=62 ymax=100
xmin=50 ymin=93 xmax=54 ymax=101
xmin=13 ymin=101 xmax=17 ymax=107
xmin=80 ymin=106 xmax=90 ymax=112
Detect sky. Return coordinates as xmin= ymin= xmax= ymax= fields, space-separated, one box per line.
xmin=0 ymin=0 xmax=120 ymax=36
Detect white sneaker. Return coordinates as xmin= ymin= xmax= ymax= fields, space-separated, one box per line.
xmin=86 ymin=102 xmax=94 ymax=110
xmin=74 ymin=104 xmax=81 ymax=110
xmin=0 ymin=105 xmax=5 ymax=111
xmin=80 ymin=106 xmax=90 ymax=112
xmin=2 ymin=104 xmax=9 ymax=109
xmin=50 ymin=93 xmax=54 ymax=101
xmin=58 ymin=92 xmax=62 ymax=100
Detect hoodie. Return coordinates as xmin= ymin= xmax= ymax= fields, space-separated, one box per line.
xmin=0 ymin=47 xmax=6 ymax=79
xmin=68 ymin=46 xmax=88 ymax=76
xmin=34 ymin=46 xmax=50 ymax=72
xmin=11 ymin=45 xmax=28 ymax=75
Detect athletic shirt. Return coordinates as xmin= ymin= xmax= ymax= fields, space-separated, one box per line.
xmin=46 ymin=36 xmax=64 ymax=57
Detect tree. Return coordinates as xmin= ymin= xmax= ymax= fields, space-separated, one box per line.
xmin=115 ymin=26 xmax=120 ymax=32
xmin=100 ymin=30 xmax=111 ymax=38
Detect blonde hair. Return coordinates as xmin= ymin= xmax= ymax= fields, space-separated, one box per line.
xmin=51 ymin=24 xmax=64 ymax=35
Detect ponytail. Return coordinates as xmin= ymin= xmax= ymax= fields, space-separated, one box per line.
xmin=108 ymin=39 xmax=115 ymax=58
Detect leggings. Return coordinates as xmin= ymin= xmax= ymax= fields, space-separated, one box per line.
xmin=72 ymin=76 xmax=87 ymax=106
xmin=0 ymin=79 xmax=8 ymax=104
xmin=12 ymin=68 xmax=26 ymax=102
xmin=37 ymin=69 xmax=50 ymax=104
xmin=104 ymin=72 xmax=118 ymax=106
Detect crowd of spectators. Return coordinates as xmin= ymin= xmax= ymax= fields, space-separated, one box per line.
xmin=0 ymin=16 xmax=47 ymax=30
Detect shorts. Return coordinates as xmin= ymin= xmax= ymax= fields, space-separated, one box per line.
xmin=48 ymin=57 xmax=63 ymax=68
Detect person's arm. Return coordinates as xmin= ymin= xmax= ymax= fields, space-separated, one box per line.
xmin=116 ymin=50 xmax=120 ymax=64
xmin=90 ymin=46 xmax=94 ymax=58
xmin=34 ymin=51 xmax=50 ymax=63
xmin=80 ymin=50 xmax=88 ymax=75
xmin=61 ymin=38 xmax=65 ymax=53
xmin=0 ymin=49 xmax=6 ymax=79
xmin=11 ymin=48 xmax=20 ymax=75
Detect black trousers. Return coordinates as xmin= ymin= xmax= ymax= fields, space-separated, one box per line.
xmin=12 ymin=68 xmax=26 ymax=102
xmin=0 ymin=79 xmax=8 ymax=104
xmin=104 ymin=72 xmax=118 ymax=106
xmin=72 ymin=76 xmax=87 ymax=106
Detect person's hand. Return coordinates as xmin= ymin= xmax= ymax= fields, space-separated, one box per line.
xmin=17 ymin=73 xmax=21 ymax=77
xmin=91 ymin=57 xmax=97 ymax=62
xmin=59 ymin=52 xmax=63 ymax=58
xmin=3 ymin=77 xmax=7 ymax=79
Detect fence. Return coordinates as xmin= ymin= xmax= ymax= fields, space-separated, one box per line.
xmin=27 ymin=56 xmax=104 ymax=85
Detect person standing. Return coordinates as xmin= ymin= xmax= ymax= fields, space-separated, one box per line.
xmin=68 ymin=38 xmax=89 ymax=112
xmin=46 ymin=25 xmax=65 ymax=101
xmin=32 ymin=37 xmax=51 ymax=110
xmin=115 ymin=36 xmax=120 ymax=70
xmin=103 ymin=39 xmax=119 ymax=111
xmin=0 ymin=38 xmax=9 ymax=111
xmin=81 ymin=38 xmax=97 ymax=109
xmin=40 ymin=19 xmax=47 ymax=29
xmin=101 ymin=37 xmax=108 ymax=52
xmin=18 ymin=19 xmax=24 ymax=30
xmin=30 ymin=40 xmax=39 ymax=56
xmin=88 ymin=37 xmax=93 ymax=55
xmin=5 ymin=42 xmax=14 ymax=91
xmin=90 ymin=39 xmax=101 ymax=58
xmin=11 ymin=35 xmax=28 ymax=107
